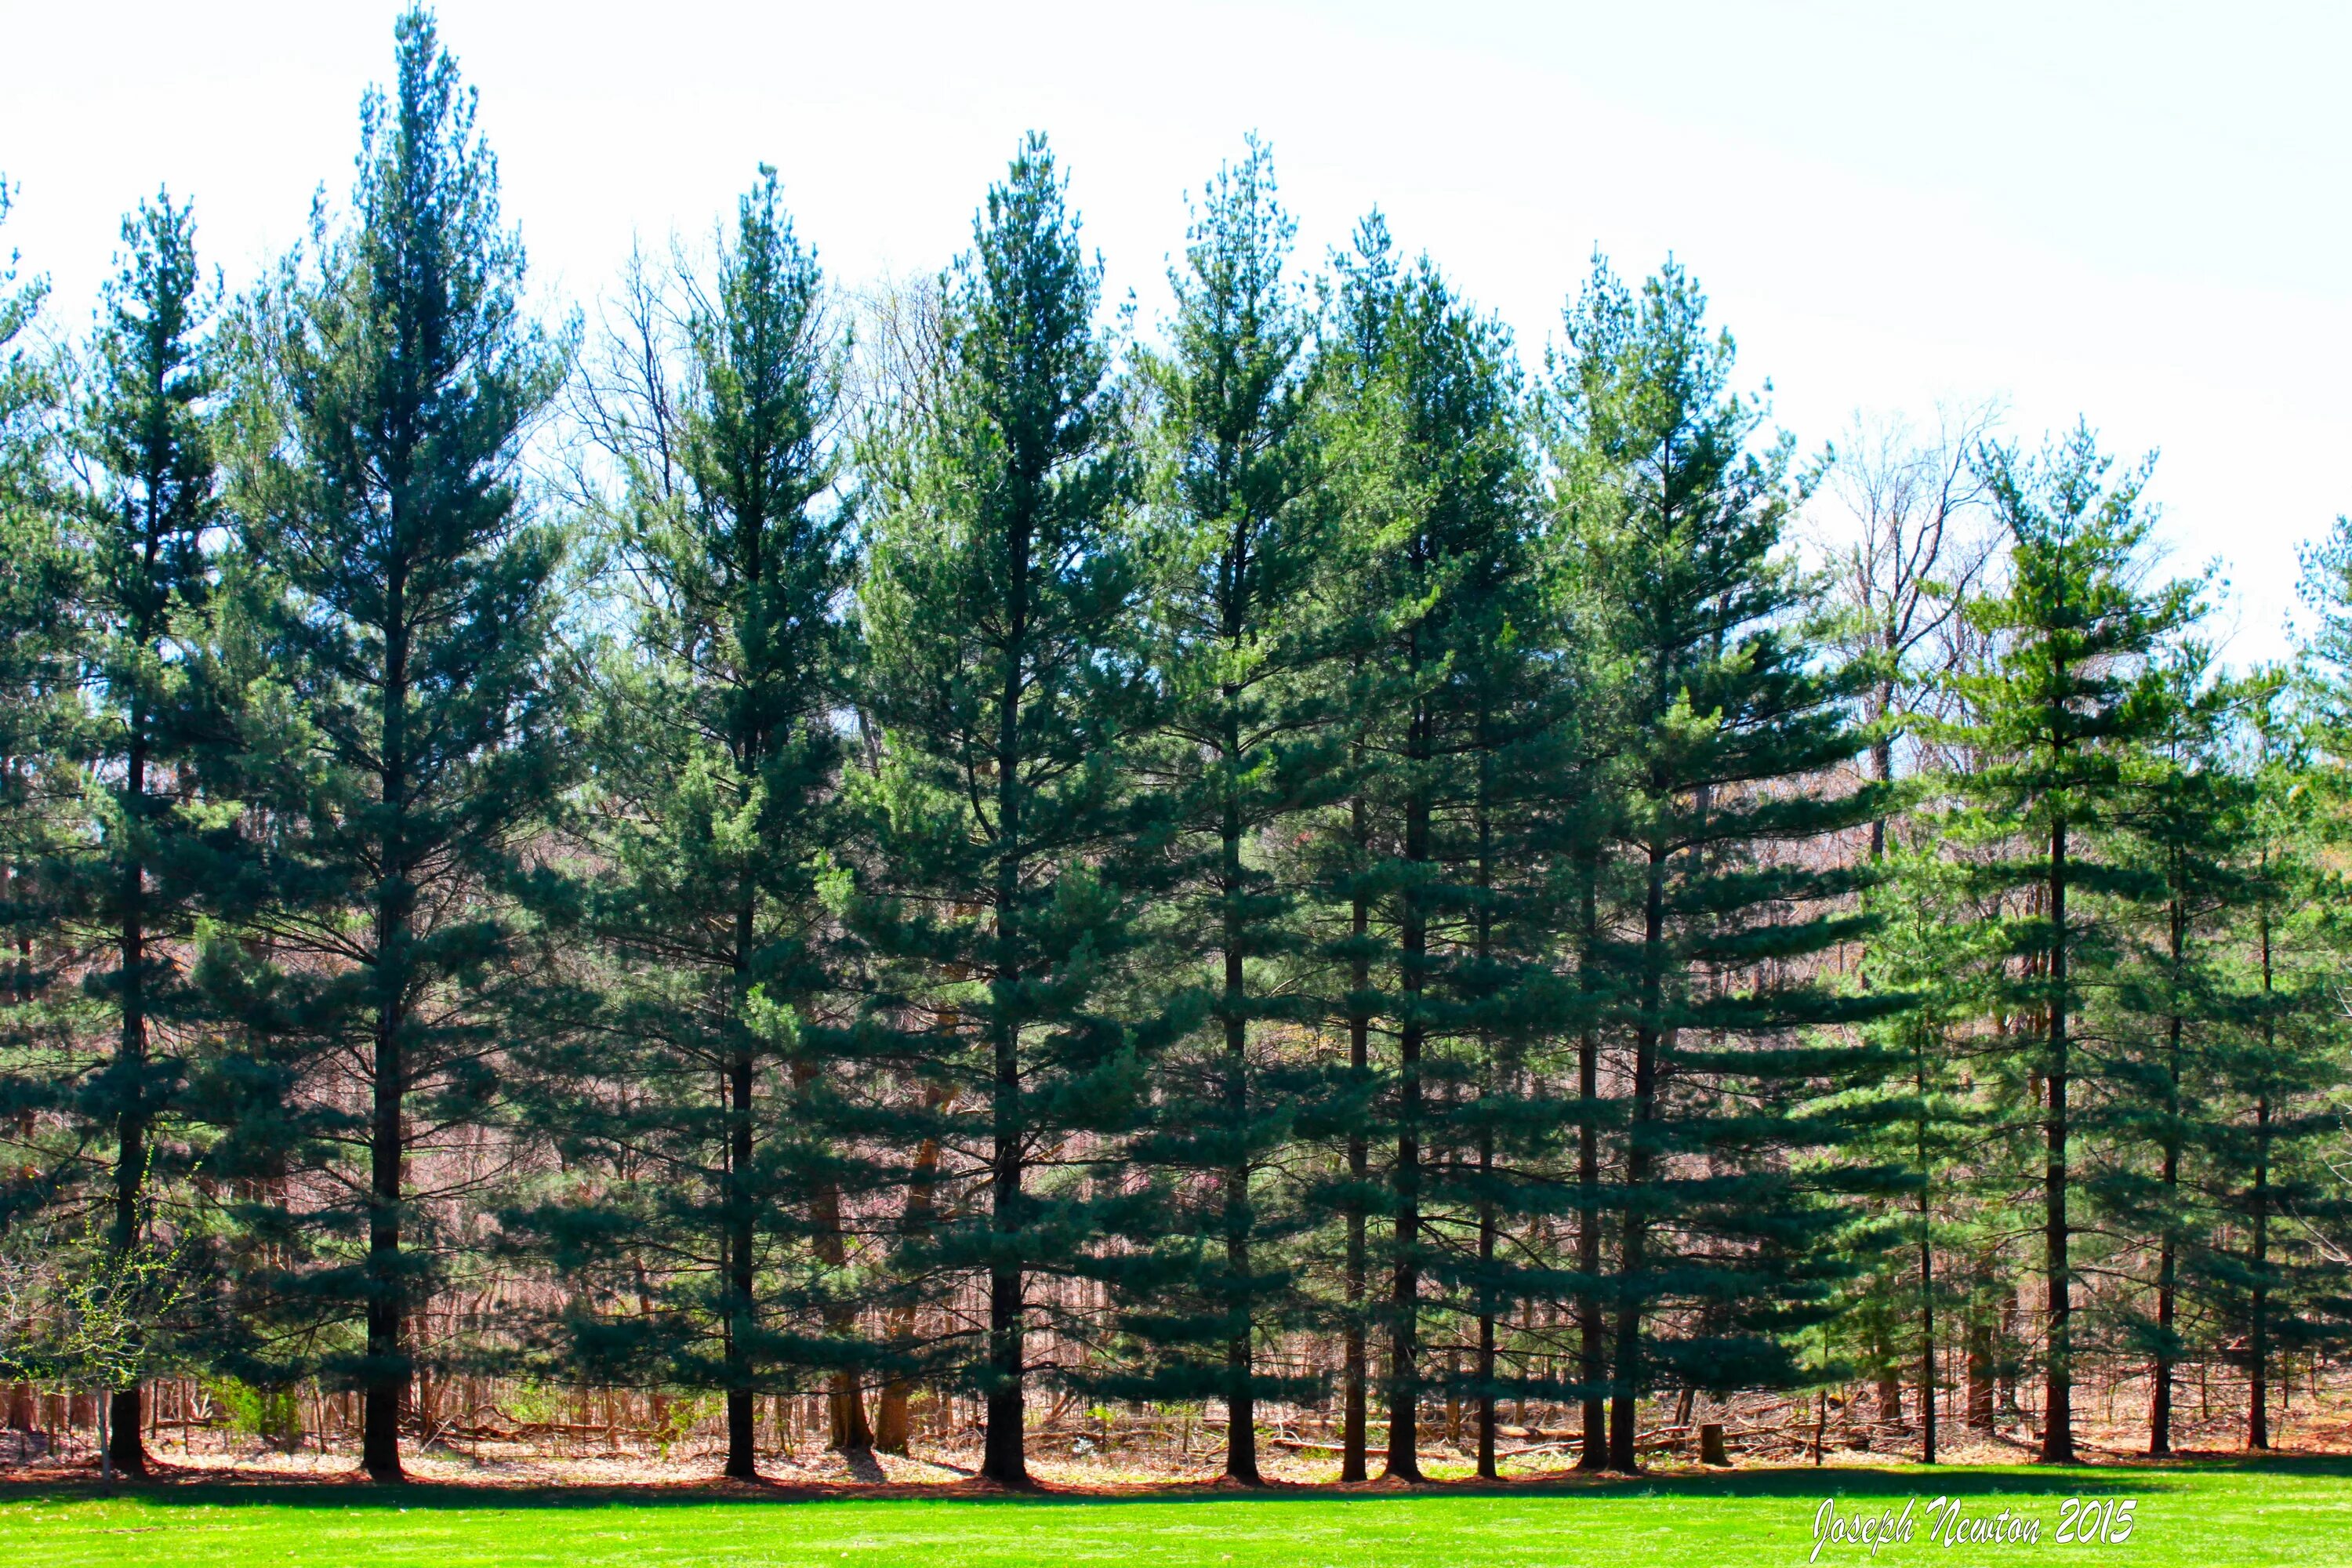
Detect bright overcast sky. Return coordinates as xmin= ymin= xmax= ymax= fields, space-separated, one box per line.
xmin=5 ymin=1 xmax=2346 ymax=663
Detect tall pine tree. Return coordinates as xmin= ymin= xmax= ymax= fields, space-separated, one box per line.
xmin=1551 ymin=255 xmax=1883 ymax=1472
xmin=510 ymin=166 xmax=858 ymax=1480
xmin=206 ymin=10 xmax=568 ymax=1480
xmin=1929 ymin=423 xmax=2198 ymax=1462
xmin=1103 ymin=138 xmax=1334 ymax=1485
xmin=853 ymin=134 xmax=1159 ymax=1487
xmin=55 ymin=194 xmax=227 ymax=1475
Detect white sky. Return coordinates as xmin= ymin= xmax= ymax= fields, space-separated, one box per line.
xmin=5 ymin=1 xmax=2345 ymax=663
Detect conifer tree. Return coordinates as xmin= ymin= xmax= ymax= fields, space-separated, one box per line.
xmin=0 ymin=175 xmax=76 ymax=1162
xmin=1930 ymin=423 xmax=2198 ymax=1463
xmin=2201 ymin=669 xmax=2351 ymax=1449
xmin=1550 ymin=256 xmax=1883 ymax=1472
xmin=1103 ymin=139 xmax=1332 ymax=1485
xmin=510 ymin=167 xmax=856 ymax=1480
xmin=2094 ymin=648 xmax=2242 ymax=1457
xmin=0 ymin=180 xmax=84 ymax=1443
xmin=53 ymin=194 xmax=227 ymax=1475
xmin=853 ymin=134 xmax=1157 ymax=1488
xmin=205 ymin=10 xmax=568 ymax=1481
xmin=1313 ymin=216 xmax=1534 ymax=1480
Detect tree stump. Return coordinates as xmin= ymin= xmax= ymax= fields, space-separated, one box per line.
xmin=1699 ymin=1423 xmax=1730 ymax=1466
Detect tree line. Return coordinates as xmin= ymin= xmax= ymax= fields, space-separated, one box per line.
xmin=2 ymin=9 xmax=2347 ymax=1487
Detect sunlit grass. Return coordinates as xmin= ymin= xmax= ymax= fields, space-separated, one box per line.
xmin=5 ymin=1458 xmax=2348 ymax=1567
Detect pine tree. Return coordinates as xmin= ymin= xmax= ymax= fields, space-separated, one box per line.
xmin=510 ymin=167 xmax=857 ymax=1480
xmin=1929 ymin=423 xmax=2199 ymax=1462
xmin=1101 ymin=138 xmax=1334 ymax=1484
xmin=1312 ymin=216 xmax=1534 ymax=1480
xmin=2092 ymin=647 xmax=2243 ymax=1457
xmin=53 ymin=194 xmax=227 ymax=1475
xmin=1833 ymin=849 xmax=2005 ymax=1464
xmin=204 ymin=10 xmax=568 ymax=1481
xmin=0 ymin=177 xmax=85 ymax=1441
xmin=2203 ymin=667 xmax=2352 ymax=1449
xmin=1550 ymin=255 xmax=1884 ymax=1472
xmin=852 ymin=134 xmax=1158 ymax=1488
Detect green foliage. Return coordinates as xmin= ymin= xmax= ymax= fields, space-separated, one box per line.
xmin=1550 ymin=255 xmax=1887 ymax=1466
xmin=195 ymin=7 xmax=571 ymax=1478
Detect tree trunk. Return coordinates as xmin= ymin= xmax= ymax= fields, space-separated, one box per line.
xmin=2150 ymin=894 xmax=2185 ymax=1458
xmin=1965 ymin=1310 xmax=1994 ymax=1432
xmin=980 ymin=512 xmax=1032 ymax=1490
xmin=2038 ymin=815 xmax=2075 ymax=1464
xmin=876 ymin=1080 xmax=949 ymax=1455
xmin=362 ymin=573 xmax=412 ymax=1485
xmin=1916 ymin=1036 xmax=1936 ymax=1465
xmin=109 ymin=714 xmax=151 ymax=1479
xmin=1607 ymin=845 xmax=1667 ymax=1472
xmin=1576 ymin=855 xmax=1606 ymax=1471
xmin=2248 ymin=899 xmax=2274 ymax=1454
xmin=1381 ymin=753 xmax=1428 ymax=1483
xmin=1341 ymin=792 xmax=1370 ymax=1483
xmin=1219 ymin=723 xmax=1260 ymax=1486
xmin=1475 ymin=1130 xmax=1497 ymax=1479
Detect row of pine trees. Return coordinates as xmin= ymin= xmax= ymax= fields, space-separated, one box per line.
xmin=2 ymin=11 xmax=2347 ymax=1487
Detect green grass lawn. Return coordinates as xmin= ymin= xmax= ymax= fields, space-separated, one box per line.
xmin=5 ymin=1460 xmax=2348 ymax=1567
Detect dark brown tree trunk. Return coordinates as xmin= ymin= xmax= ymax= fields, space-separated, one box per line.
xmin=875 ymin=1081 xmax=948 ymax=1455
xmin=980 ymin=513 xmax=1032 ymax=1490
xmin=1966 ymin=1309 xmax=1994 ymax=1432
xmin=1576 ymin=856 xmax=1606 ymax=1470
xmin=2150 ymin=895 xmax=2185 ymax=1457
xmin=1475 ymin=1130 xmax=1497 ymax=1480
xmin=1219 ymin=712 xmax=1260 ymax=1486
xmin=2248 ymin=899 xmax=2274 ymax=1453
xmin=1341 ymin=792 xmax=1370 ymax=1483
xmin=363 ymin=580 xmax=411 ymax=1485
xmin=2038 ymin=815 xmax=2076 ymax=1463
xmin=1606 ymin=846 xmax=1667 ymax=1472
xmin=1382 ymin=699 xmax=1432 ymax=1484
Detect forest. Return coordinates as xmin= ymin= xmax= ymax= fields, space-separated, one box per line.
xmin=2 ymin=9 xmax=2348 ymax=1493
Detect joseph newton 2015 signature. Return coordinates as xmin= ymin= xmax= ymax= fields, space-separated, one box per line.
xmin=1809 ymin=1494 xmax=2140 ymax=1559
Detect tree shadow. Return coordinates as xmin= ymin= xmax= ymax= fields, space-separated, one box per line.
xmin=5 ymin=1452 xmax=2345 ymax=1514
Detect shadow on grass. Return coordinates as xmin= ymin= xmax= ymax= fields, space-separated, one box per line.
xmin=6 ymin=1454 xmax=2347 ymax=1515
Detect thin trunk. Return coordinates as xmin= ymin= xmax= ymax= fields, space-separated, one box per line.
xmin=1917 ymin=1031 xmax=1936 ymax=1465
xmin=722 ymin=899 xmax=760 ymax=1480
xmin=109 ymin=689 xmax=151 ymax=1478
xmin=815 ymin=1174 xmax=873 ymax=1455
xmin=981 ymin=514 xmax=1032 ymax=1489
xmin=1381 ymin=719 xmax=1428 ymax=1483
xmin=1575 ymin=854 xmax=1606 ymax=1470
xmin=1965 ymin=1308 xmax=1994 ymax=1432
xmin=1341 ymin=790 xmax=1370 ymax=1482
xmin=2037 ymin=811 xmax=2076 ymax=1461
xmin=362 ymin=572 xmax=410 ymax=1484
xmin=1475 ymin=1131 xmax=1497 ymax=1480
xmin=1472 ymin=749 xmax=1497 ymax=1483
xmin=1607 ymin=844 xmax=1666 ymax=1472
xmin=2150 ymin=891 xmax=2185 ymax=1457
xmin=1219 ymin=702 xmax=1260 ymax=1485
xmin=875 ymin=1081 xmax=949 ymax=1455
xmin=2249 ymin=900 xmax=2274 ymax=1452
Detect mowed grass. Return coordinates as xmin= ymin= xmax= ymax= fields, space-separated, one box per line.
xmin=5 ymin=1459 xmax=2349 ymax=1567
